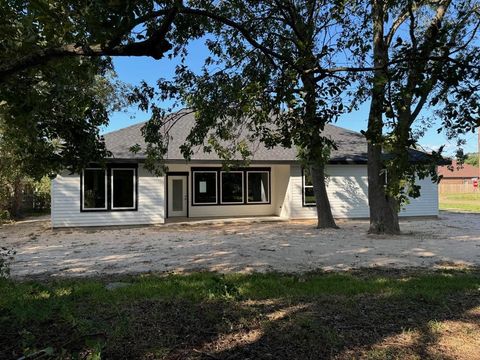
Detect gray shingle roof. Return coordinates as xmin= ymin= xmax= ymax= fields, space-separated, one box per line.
xmin=104 ymin=111 xmax=368 ymax=163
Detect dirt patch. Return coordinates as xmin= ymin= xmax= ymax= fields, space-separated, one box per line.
xmin=1 ymin=211 xmax=480 ymax=278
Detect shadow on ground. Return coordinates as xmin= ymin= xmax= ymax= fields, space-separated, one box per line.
xmin=1 ymin=269 xmax=479 ymax=359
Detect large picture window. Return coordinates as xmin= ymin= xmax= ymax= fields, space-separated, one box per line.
xmin=111 ymin=168 xmax=136 ymax=209
xmin=193 ymin=171 xmax=217 ymax=204
xmin=81 ymin=165 xmax=138 ymax=212
xmin=247 ymin=171 xmax=269 ymax=204
xmin=221 ymin=171 xmax=244 ymax=204
xmin=82 ymin=169 xmax=107 ymax=210
xmin=303 ymin=168 xmax=316 ymax=206
xmin=192 ymin=168 xmax=270 ymax=206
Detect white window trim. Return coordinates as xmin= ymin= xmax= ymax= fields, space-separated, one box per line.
xmin=82 ymin=168 xmax=107 ymax=210
xmin=220 ymin=171 xmax=244 ymax=204
xmin=246 ymin=171 xmax=270 ymax=204
xmin=302 ymin=170 xmax=315 ymax=206
xmin=111 ymin=168 xmax=136 ymax=210
xmin=193 ymin=171 xmax=218 ymax=205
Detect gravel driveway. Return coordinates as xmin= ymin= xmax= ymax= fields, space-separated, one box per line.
xmin=1 ymin=211 xmax=480 ymax=279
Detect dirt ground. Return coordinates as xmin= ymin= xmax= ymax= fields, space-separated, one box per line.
xmin=1 ymin=211 xmax=480 ymax=279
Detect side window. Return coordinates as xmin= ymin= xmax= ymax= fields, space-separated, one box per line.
xmin=193 ymin=171 xmax=218 ymax=204
xmin=303 ymin=168 xmax=316 ymax=206
xmin=111 ymin=168 xmax=136 ymax=209
xmin=247 ymin=171 xmax=269 ymax=203
xmin=82 ymin=169 xmax=107 ymax=210
xmin=220 ymin=171 xmax=244 ymax=204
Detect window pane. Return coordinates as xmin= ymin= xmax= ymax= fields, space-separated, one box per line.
xmin=304 ymin=187 xmax=316 ymax=205
xmin=304 ymin=168 xmax=313 ymax=186
xmin=221 ymin=172 xmax=243 ymax=203
xmin=248 ymin=172 xmax=269 ymax=203
xmin=172 ymin=179 xmax=183 ymax=211
xmin=112 ymin=169 xmax=135 ymax=208
xmin=194 ymin=172 xmax=217 ymax=203
xmin=83 ymin=169 xmax=106 ymax=209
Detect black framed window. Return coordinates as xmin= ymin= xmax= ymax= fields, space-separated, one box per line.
xmin=82 ymin=169 xmax=107 ymax=210
xmin=111 ymin=168 xmax=136 ymax=209
xmin=303 ymin=168 xmax=316 ymax=206
xmin=193 ymin=171 xmax=217 ymax=204
xmin=247 ymin=171 xmax=269 ymax=203
xmin=221 ymin=171 xmax=244 ymax=204
xmin=192 ymin=167 xmax=270 ymax=206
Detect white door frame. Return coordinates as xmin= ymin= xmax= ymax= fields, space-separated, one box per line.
xmin=167 ymin=173 xmax=188 ymax=217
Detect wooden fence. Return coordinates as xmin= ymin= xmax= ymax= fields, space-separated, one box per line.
xmin=439 ymin=183 xmax=479 ymax=194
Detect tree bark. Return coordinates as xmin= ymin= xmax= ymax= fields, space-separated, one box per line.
xmin=301 ymin=66 xmax=338 ymax=229
xmin=10 ymin=176 xmax=24 ymax=219
xmin=311 ymin=164 xmax=338 ymax=229
xmin=367 ymin=0 xmax=400 ymax=234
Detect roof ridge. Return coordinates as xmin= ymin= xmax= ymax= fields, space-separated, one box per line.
xmin=104 ymin=120 xmax=147 ymax=137
xmin=326 ymin=123 xmax=363 ymax=136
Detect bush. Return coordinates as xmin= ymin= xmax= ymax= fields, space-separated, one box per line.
xmin=0 ymin=247 xmax=16 ymax=278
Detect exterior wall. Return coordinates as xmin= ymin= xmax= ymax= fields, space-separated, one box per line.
xmin=51 ymin=162 xmax=439 ymax=227
xmin=285 ymin=164 xmax=438 ymax=219
xmin=400 ymin=176 xmax=439 ymax=216
xmin=166 ymin=163 xmax=290 ymax=218
xmin=51 ymin=164 xmax=165 ymax=227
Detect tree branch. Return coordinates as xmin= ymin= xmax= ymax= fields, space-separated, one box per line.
xmin=385 ymin=4 xmax=415 ymax=47
xmin=178 ymin=7 xmax=296 ymax=70
xmin=0 ymin=6 xmax=179 ymax=82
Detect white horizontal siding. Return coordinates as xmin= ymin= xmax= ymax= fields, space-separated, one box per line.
xmin=401 ymin=177 xmax=439 ymax=216
xmin=51 ymin=165 xmax=165 ymax=227
xmin=287 ymin=164 xmax=438 ymax=219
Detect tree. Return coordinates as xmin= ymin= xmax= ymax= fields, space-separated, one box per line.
xmin=364 ymin=0 xmax=480 ymax=234
xmin=0 ymin=0 xmax=183 ymax=82
xmin=1 ymin=2 xmax=135 ymax=218
xmin=128 ymin=0 xmax=368 ymax=228
xmin=465 ymin=152 xmax=479 ymax=167
xmin=0 ymin=1 xmax=139 ymax=178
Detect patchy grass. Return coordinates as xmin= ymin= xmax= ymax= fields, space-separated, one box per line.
xmin=1 ymin=269 xmax=479 ymax=359
xmin=439 ymin=192 xmax=480 ymax=212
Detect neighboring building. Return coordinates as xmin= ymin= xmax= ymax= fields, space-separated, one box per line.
xmin=438 ymin=160 xmax=480 ymax=185
xmin=51 ymin=112 xmax=439 ymax=227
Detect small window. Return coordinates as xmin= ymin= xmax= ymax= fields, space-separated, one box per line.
xmin=82 ymin=169 xmax=107 ymax=210
xmin=247 ymin=171 xmax=269 ymax=203
xmin=193 ymin=171 xmax=217 ymax=204
xmin=221 ymin=171 xmax=244 ymax=204
xmin=303 ymin=168 xmax=316 ymax=206
xmin=111 ymin=168 xmax=136 ymax=209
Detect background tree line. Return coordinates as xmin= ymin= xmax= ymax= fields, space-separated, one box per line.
xmin=1 ymin=0 xmax=479 ymax=232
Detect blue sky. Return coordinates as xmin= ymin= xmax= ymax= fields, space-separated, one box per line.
xmin=107 ymin=40 xmax=479 ymax=156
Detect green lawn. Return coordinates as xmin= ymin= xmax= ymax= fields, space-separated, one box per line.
xmin=1 ymin=270 xmax=480 ymax=359
xmin=439 ymin=192 xmax=480 ymax=212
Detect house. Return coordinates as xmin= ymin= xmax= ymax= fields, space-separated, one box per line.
xmin=51 ymin=112 xmax=439 ymax=227
xmin=438 ymin=160 xmax=479 ymax=185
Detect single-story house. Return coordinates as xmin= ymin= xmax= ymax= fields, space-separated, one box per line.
xmin=438 ymin=160 xmax=479 ymax=185
xmin=51 ymin=112 xmax=439 ymax=227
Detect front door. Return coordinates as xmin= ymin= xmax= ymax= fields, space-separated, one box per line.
xmin=168 ymin=175 xmax=188 ymax=217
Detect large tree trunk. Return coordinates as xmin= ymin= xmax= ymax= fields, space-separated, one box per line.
xmin=301 ymin=66 xmax=338 ymax=229
xmin=311 ymin=164 xmax=338 ymax=229
xmin=367 ymin=0 xmax=400 ymax=234
xmin=10 ymin=176 xmax=24 ymax=219
xmin=367 ymin=144 xmax=400 ymax=234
